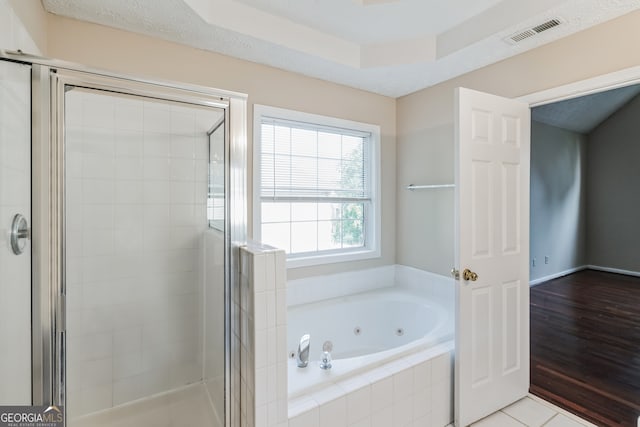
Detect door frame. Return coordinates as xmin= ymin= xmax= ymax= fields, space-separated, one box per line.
xmin=452 ymin=65 xmax=640 ymax=425
xmin=517 ymin=65 xmax=640 ymax=107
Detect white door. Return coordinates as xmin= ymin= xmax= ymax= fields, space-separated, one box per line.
xmin=0 ymin=60 xmax=32 ymax=404
xmin=455 ymin=87 xmax=530 ymax=426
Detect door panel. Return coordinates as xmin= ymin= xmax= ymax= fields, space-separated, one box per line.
xmin=0 ymin=60 xmax=32 ymax=404
xmin=455 ymin=87 xmax=530 ymax=426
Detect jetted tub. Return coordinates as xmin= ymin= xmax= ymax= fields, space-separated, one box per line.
xmin=286 ymin=265 xmax=454 ymax=397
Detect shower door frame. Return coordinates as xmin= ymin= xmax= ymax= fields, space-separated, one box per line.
xmin=0 ymin=50 xmax=247 ymax=427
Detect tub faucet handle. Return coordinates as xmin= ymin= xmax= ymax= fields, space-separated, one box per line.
xmin=320 ymin=340 xmax=333 ymax=370
xmin=297 ymin=334 xmax=311 ymax=368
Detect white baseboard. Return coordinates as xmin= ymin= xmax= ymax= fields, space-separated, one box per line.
xmin=529 ymin=265 xmax=588 ymax=286
xmin=587 ymin=264 xmax=640 ymax=278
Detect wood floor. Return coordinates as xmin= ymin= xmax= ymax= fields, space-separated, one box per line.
xmin=530 ymin=269 xmax=640 ymax=427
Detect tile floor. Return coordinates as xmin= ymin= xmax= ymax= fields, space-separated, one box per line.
xmin=469 ymin=394 xmax=598 ymax=427
xmin=68 ymin=383 xmax=221 ymax=427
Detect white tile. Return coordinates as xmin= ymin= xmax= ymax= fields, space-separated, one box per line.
xmin=350 ymin=416 xmax=372 ymax=427
xmin=266 ymin=290 xmax=277 ymax=328
xmin=413 ymin=360 xmax=432 ymax=391
xmin=412 ymin=387 xmax=431 ymax=420
xmin=113 ymin=327 xmax=142 ymax=355
xmin=371 ymin=376 xmax=393 ymax=410
xmin=339 ymin=375 xmax=370 ymax=394
xmin=255 ymin=367 xmax=268 ymax=406
xmin=431 ymin=378 xmax=452 ymax=427
xmin=392 ymin=398 xmax=413 ymax=427
xmin=74 ymin=331 xmax=113 ymax=361
xmin=254 ymin=291 xmax=267 ymax=331
xmin=115 ymin=100 xmax=144 ymax=132
xmin=82 ymin=129 xmax=116 ymax=156
xmin=83 ymin=179 xmax=115 ymax=205
xmin=76 ymin=383 xmax=113 ymax=416
xmin=347 ymin=385 xmax=371 ymax=425
xmin=472 ymin=411 xmax=525 ymax=427
xmin=170 ymin=109 xmax=195 ymax=135
xmin=412 ymin=414 xmax=431 ymax=427
xmin=170 ymin=181 xmax=195 ymax=204
xmin=319 ymin=396 xmax=347 ymax=427
xmin=115 ymin=131 xmax=144 ymax=159
xmin=143 ymin=131 xmax=171 ymax=158
xmin=82 ymin=229 xmax=115 ymax=256
xmin=502 ymin=397 xmax=556 ymax=427
xmin=265 ymin=252 xmax=276 ymax=290
xmin=431 ymin=352 xmax=452 ymax=382
xmin=276 ymin=289 xmax=287 ymax=326
xmin=545 ymin=414 xmax=591 ymax=427
xmin=113 ymin=352 xmax=144 ymax=380
xmin=393 ymin=368 xmax=414 ymax=402
xmin=170 ymin=158 xmax=195 ymax=181
xmin=170 ymin=135 xmax=196 ymax=159
xmin=79 ymin=358 xmax=113 ymax=387
xmin=289 ymin=407 xmax=319 ymax=427
xmin=83 ymin=154 xmax=115 ymax=179
xmin=267 ymin=363 xmax=278 ymax=403
xmin=255 ymin=329 xmax=268 ymax=369
xmin=288 ymin=396 xmax=319 ymax=418
xmin=276 ymin=325 xmax=287 ymax=364
xmin=144 ymin=103 xmax=171 ymax=134
xmin=274 ymin=250 xmax=286 ymax=289
xmin=371 ymin=406 xmax=393 ymax=427
xmin=144 ymin=157 xmax=171 ymax=180
xmin=143 ymin=181 xmax=171 ymax=204
xmin=253 ymin=254 xmax=267 ymax=293
xmin=312 ymin=384 xmax=348 ymax=406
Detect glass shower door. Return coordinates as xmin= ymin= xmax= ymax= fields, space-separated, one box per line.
xmin=0 ymin=59 xmax=32 ymax=404
xmin=62 ymin=83 xmax=227 ymax=427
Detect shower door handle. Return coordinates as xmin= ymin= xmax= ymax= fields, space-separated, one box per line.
xmin=10 ymin=213 xmax=30 ymax=255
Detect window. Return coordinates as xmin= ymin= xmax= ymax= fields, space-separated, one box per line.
xmin=254 ymin=105 xmax=380 ymax=267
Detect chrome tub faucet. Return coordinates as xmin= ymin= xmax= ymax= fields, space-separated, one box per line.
xmin=296 ymin=334 xmax=310 ymax=368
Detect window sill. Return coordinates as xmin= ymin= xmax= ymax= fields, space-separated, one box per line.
xmin=286 ymin=248 xmax=381 ymax=269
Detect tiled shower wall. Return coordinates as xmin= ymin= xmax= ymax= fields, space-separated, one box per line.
xmin=0 ymin=60 xmax=31 ymax=404
xmin=64 ymin=88 xmax=222 ymax=417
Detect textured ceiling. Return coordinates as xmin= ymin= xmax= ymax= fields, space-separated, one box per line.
xmin=532 ymin=85 xmax=640 ymax=134
xmin=41 ymin=0 xmax=640 ymax=98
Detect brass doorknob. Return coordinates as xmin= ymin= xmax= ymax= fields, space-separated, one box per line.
xmin=463 ymin=268 xmax=478 ymax=281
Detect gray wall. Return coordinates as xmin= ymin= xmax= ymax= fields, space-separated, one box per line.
xmin=587 ymin=94 xmax=640 ymax=271
xmin=530 ymin=121 xmax=588 ymax=282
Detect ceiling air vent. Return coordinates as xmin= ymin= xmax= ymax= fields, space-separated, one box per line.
xmin=505 ymin=18 xmax=563 ymax=45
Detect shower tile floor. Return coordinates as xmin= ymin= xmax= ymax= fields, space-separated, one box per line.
xmin=468 ymin=394 xmax=598 ymax=427
xmin=69 ymin=383 xmax=221 ymax=427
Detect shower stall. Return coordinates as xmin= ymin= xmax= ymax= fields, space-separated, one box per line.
xmin=0 ymin=52 xmax=246 ymax=427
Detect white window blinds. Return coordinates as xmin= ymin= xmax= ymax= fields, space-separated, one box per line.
xmin=260 ymin=118 xmax=371 ymax=202
xmin=258 ymin=116 xmax=373 ymax=256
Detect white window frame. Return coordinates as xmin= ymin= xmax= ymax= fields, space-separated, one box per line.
xmin=253 ymin=104 xmax=381 ymax=268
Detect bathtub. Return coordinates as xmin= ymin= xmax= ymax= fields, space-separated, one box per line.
xmin=286 ymin=265 xmax=454 ymax=398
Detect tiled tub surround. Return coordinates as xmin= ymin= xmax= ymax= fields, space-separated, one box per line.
xmin=244 ymin=260 xmax=455 ymax=427
xmin=288 ymin=343 xmax=454 ymax=427
xmin=286 ymin=266 xmax=455 ymax=427
xmin=239 ymin=244 xmax=288 ymax=427
xmin=64 ymin=87 xmax=224 ymax=421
